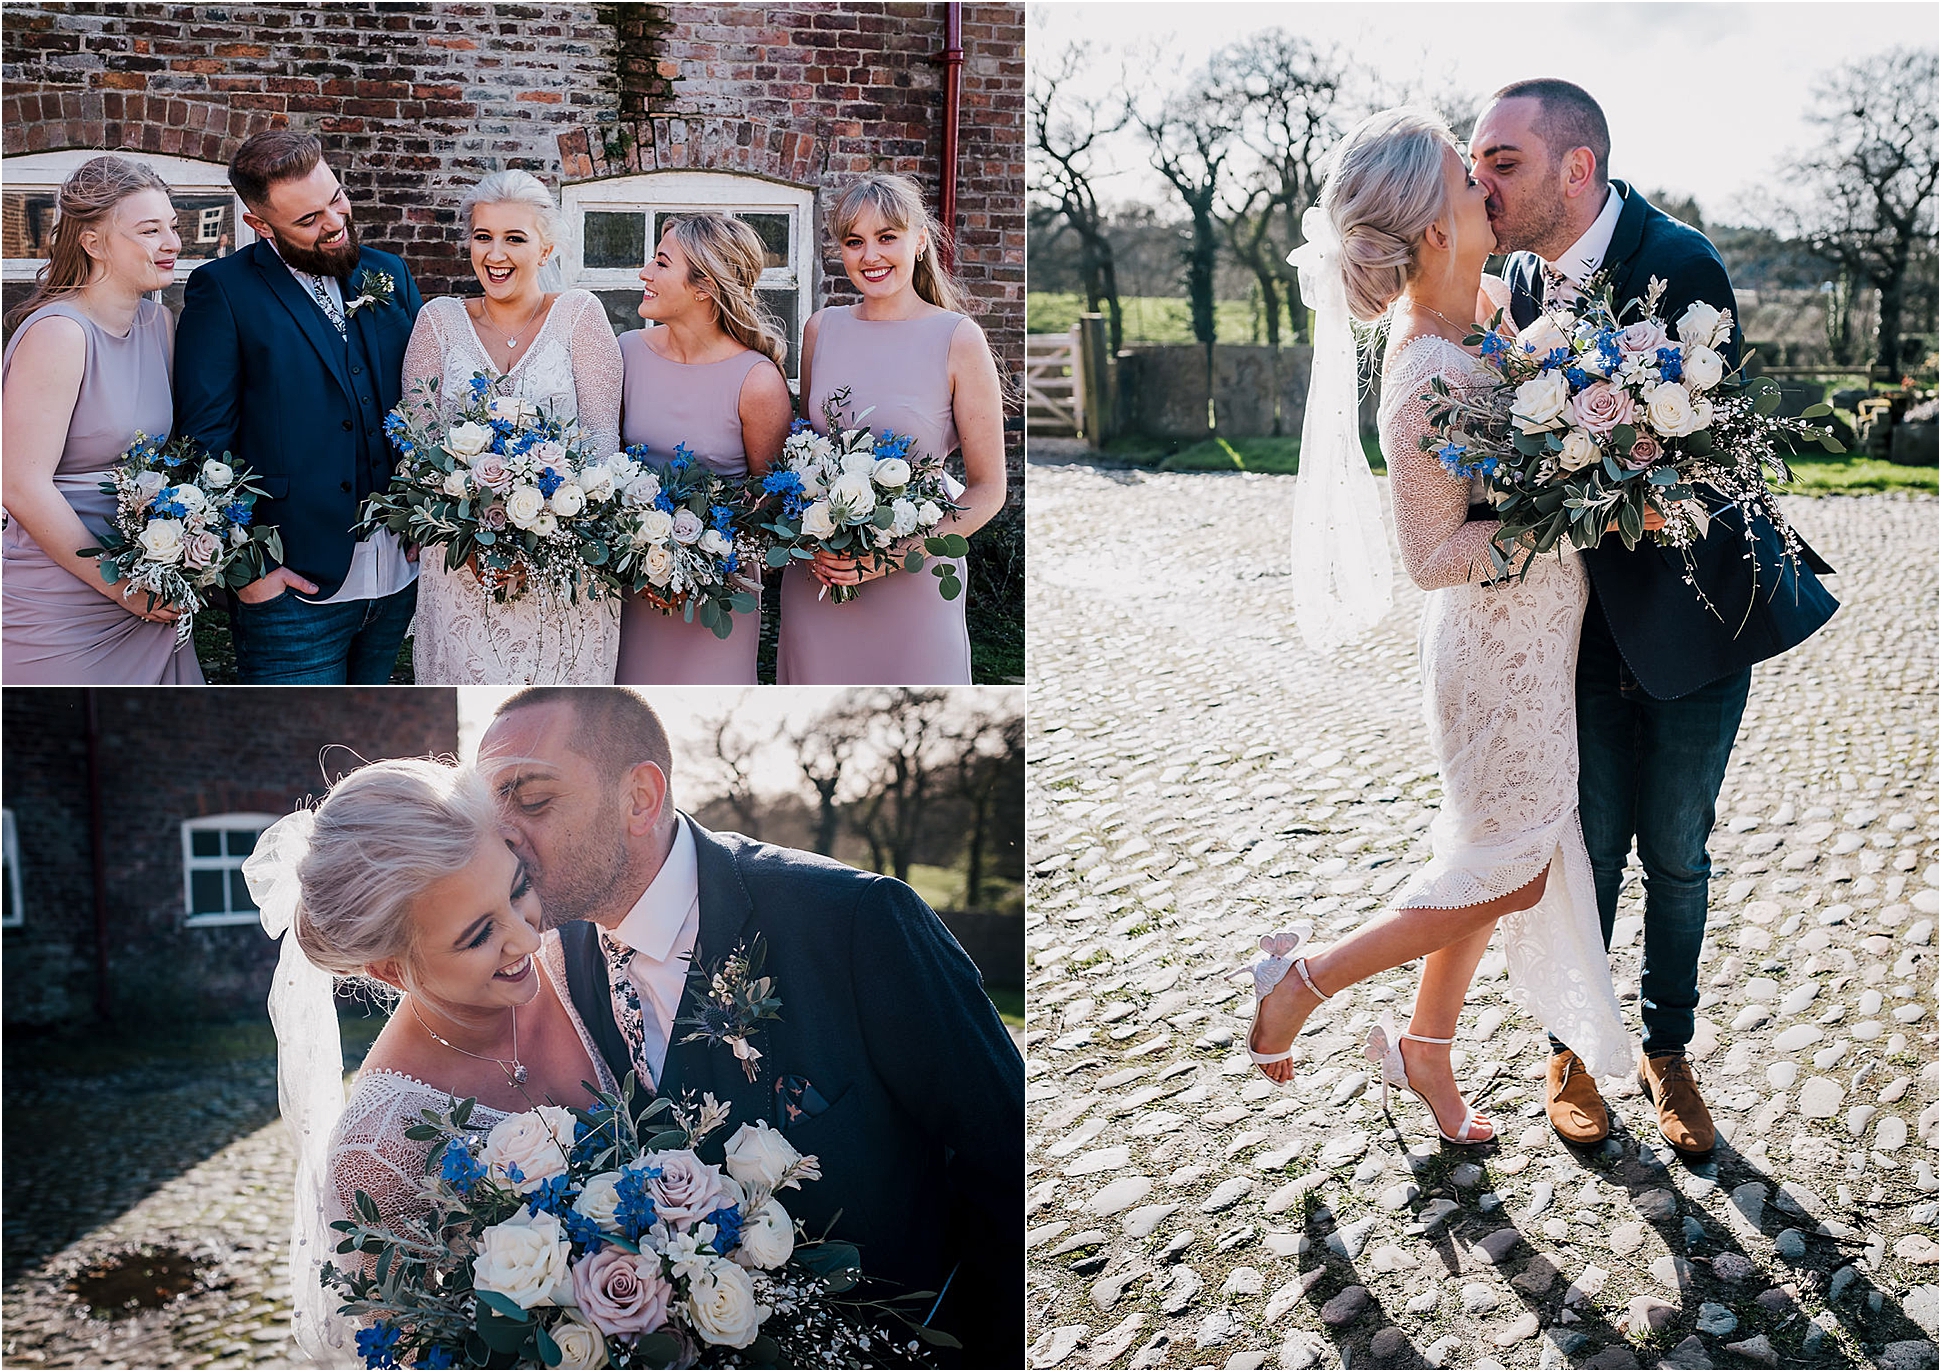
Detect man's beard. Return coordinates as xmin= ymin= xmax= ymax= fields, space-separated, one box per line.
xmin=1488 ymin=188 xmax=1571 ymax=260
xmin=272 ymin=216 xmax=361 ymax=277
xmin=532 ymin=807 xmax=639 ymax=931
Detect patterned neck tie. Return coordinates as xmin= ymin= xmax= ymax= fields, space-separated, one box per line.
xmin=301 ymin=272 xmax=347 ymax=337
xmin=600 ymin=928 xmax=650 ymax=1091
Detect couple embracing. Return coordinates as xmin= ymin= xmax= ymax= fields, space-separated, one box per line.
xmin=252 ymin=688 xmax=1023 ymax=1366
xmin=1248 ymin=81 xmax=1837 ymax=1155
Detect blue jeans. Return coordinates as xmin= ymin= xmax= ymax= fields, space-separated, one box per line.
xmin=231 ymin=581 xmax=417 ymax=684
xmin=1552 ymin=602 xmax=1751 ymax=1059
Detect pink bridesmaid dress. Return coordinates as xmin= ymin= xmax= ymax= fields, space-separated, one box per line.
xmin=1 ymin=300 xmax=204 ymax=684
xmin=614 ymin=328 xmax=774 ymax=684
xmin=777 ymin=307 xmax=972 ymax=685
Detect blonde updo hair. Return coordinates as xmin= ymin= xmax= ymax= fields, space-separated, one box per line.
xmin=459 ymin=170 xmax=565 ymax=286
xmin=6 ymin=155 xmax=173 ymax=330
xmin=830 ymin=173 xmax=967 ymax=314
xmin=1318 ymin=108 xmax=1459 ymax=323
xmin=290 ymin=758 xmax=501 ymax=1005
xmin=662 ymin=213 xmax=788 ymax=368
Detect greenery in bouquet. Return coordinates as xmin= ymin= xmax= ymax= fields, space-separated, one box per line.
xmin=747 ymin=388 xmax=969 ymax=605
xmin=1420 ymin=271 xmax=1843 ymax=611
xmin=359 ymin=373 xmax=630 ymax=604
xmin=79 ymin=430 xmax=282 ymax=642
xmin=324 ymin=1080 xmax=951 ymax=1369
xmin=600 ymin=443 xmax=763 ymax=641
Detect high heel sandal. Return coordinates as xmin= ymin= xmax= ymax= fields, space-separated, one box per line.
xmin=1237 ymin=925 xmax=1332 ymax=1075
xmin=1364 ymin=1010 xmax=1495 ymax=1145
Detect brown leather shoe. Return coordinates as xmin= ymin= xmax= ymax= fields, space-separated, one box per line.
xmin=1545 ymin=1049 xmax=1611 ymax=1145
xmin=1639 ymin=1051 xmax=1716 ymax=1156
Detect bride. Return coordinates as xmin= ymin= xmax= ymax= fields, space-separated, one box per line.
xmin=402 ymin=171 xmax=625 ymax=684
xmin=1247 ymin=108 xmax=1633 ymax=1143
xmin=249 ymin=757 xmax=620 ymax=1361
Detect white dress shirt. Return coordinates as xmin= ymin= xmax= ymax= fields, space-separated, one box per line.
xmin=264 ymin=238 xmax=418 ymax=606
xmin=609 ymin=816 xmax=701 ymax=1083
xmin=1546 ymin=184 xmax=1624 ymax=286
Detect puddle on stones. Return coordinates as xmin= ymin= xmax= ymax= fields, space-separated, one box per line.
xmin=65 ymin=1246 xmax=204 ymax=1317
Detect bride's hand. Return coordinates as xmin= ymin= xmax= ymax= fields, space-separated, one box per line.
xmin=1605 ymin=505 xmax=1667 ymax=535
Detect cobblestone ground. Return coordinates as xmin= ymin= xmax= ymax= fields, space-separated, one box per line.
xmin=1024 ymin=460 xmax=1939 ymax=1372
xmin=2 ymin=1056 xmax=301 ymax=1368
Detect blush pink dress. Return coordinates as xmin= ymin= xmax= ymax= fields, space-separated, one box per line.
xmin=1 ymin=300 xmax=204 ymax=684
xmin=614 ymin=328 xmax=776 ymax=684
xmin=777 ymin=306 xmax=972 ymax=685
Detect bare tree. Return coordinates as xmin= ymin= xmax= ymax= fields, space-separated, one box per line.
xmin=787 ymin=701 xmax=867 ymax=858
xmin=1030 ymin=41 xmax=1130 ymax=353
xmin=685 ymin=695 xmax=766 ymax=840
xmin=941 ymin=703 xmax=1025 ymax=908
xmin=1781 ymin=46 xmax=1938 ymax=375
xmin=848 ymin=689 xmax=958 ymax=885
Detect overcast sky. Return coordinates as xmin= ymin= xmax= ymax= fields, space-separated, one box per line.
xmin=1031 ymin=1 xmax=1938 ymax=223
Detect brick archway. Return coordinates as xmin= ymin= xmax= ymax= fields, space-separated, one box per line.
xmin=556 ymin=115 xmax=830 ymax=187
xmin=0 ymin=92 xmax=285 ymax=162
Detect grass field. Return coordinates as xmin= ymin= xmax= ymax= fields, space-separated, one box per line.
xmin=1029 ymin=291 xmax=1266 ymax=345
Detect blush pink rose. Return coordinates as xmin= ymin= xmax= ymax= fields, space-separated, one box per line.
xmin=643 ymin=1151 xmax=733 ymax=1227
xmin=183 ymin=530 xmax=223 ymax=570
xmin=1615 ymin=319 xmax=1669 ymax=356
xmin=1568 ymin=381 xmax=1637 ymax=436
xmin=570 ymin=1245 xmax=671 ymax=1339
xmin=480 ymin=503 xmax=510 ymax=531
xmin=472 ymin=454 xmax=513 ymax=491
xmin=1622 ymin=431 xmax=1664 ymax=470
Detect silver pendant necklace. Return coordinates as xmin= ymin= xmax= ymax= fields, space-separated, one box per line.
xmin=483 ymin=293 xmax=547 ymax=351
xmin=412 ymin=998 xmax=529 ymax=1087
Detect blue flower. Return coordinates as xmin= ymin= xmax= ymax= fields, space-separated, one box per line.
xmin=653 ymin=493 xmax=675 ymax=514
xmin=703 ymin=1204 xmax=744 ymax=1255
xmin=437 ymin=1141 xmax=486 ymax=1194
xmin=788 ymin=417 xmax=812 ymax=435
xmin=561 ymin=1208 xmax=605 ymax=1254
xmin=710 ymin=504 xmax=737 ymax=532
xmin=412 ymin=1346 xmax=457 ymax=1370
xmin=469 ymin=375 xmax=491 ymax=397
xmin=1541 ymin=347 xmax=1569 ymax=370
xmin=670 ymin=442 xmax=695 ymax=469
xmin=356 ymin=1322 xmax=403 ymax=1370
xmin=1655 ymin=346 xmax=1683 ymax=383
xmin=1593 ymin=330 xmax=1624 ymax=371
xmin=1563 ymin=366 xmax=1591 ymax=390
xmin=526 ymin=1172 xmax=573 ymax=1218
xmin=505 ymin=1161 xmax=526 ymax=1186
xmin=873 ymin=430 xmax=914 ymax=460
xmin=222 ymin=502 xmax=253 ymax=526
xmin=724 ymin=552 xmax=740 ymax=574
xmin=1478 ymin=333 xmax=1510 ymax=361
xmin=613 ymin=1167 xmax=660 ymax=1241
xmin=537 ymin=466 xmax=564 ymax=499
xmin=762 ymin=471 xmax=804 ymax=498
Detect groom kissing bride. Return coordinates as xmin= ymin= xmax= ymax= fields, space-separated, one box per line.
xmin=254 ymin=687 xmax=1023 ymax=1367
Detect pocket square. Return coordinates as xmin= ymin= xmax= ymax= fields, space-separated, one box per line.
xmin=773 ymin=1073 xmax=830 ymax=1130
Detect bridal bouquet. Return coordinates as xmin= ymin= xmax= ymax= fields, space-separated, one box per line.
xmin=746 ymin=388 xmax=968 ymax=604
xmin=360 ymin=374 xmax=627 ymax=604
xmin=602 ymin=444 xmax=763 ymax=641
xmin=324 ymin=1084 xmax=948 ymax=1369
xmin=79 ymin=431 xmax=283 ymax=642
xmin=1420 ymin=272 xmax=1843 ymax=603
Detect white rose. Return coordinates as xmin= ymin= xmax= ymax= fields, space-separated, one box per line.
xmin=839 ymin=450 xmax=877 ymax=478
xmin=723 ymin=1120 xmax=805 ymax=1192
xmin=1557 ymin=427 xmax=1602 ymax=474
xmin=443 ymin=467 xmax=472 ymax=498
xmin=1510 ymin=371 xmax=1571 ymax=434
xmin=732 ymin=1199 xmax=795 ymax=1270
xmin=916 ymin=500 xmax=944 ymax=527
xmin=137 ymin=518 xmax=187 ymax=565
xmin=200 ymin=459 xmax=235 ymax=489
xmin=623 ymin=472 xmax=663 ymax=508
xmin=447 ymin=420 xmax=495 ymax=459
xmin=480 ymin=1105 xmax=575 ymax=1193
xmin=889 ymin=498 xmax=919 ymax=537
xmin=472 ymin=1208 xmax=573 ymax=1310
xmin=582 ymin=469 xmax=616 ymax=504
xmin=635 ymin=508 xmax=675 ymax=544
xmin=488 ymin=396 xmax=538 ymax=425
xmin=574 ymin=1172 xmax=624 ymax=1231
xmin=135 ymin=469 xmax=169 ymax=499
xmin=170 ymin=483 xmax=209 ymax=514
xmin=1676 ymin=301 xmax=1725 ymax=349
xmin=1691 ymin=395 xmax=1716 ymax=430
xmin=698 ymin=528 xmax=731 ymax=557
xmin=682 ymin=1257 xmax=766 ymax=1349
xmin=1682 ymin=345 xmax=1724 ymax=392
xmin=530 ymin=511 xmax=560 ymax=538
xmin=548 ymin=1311 xmax=609 ymax=1369
xmin=504 ymin=485 xmax=547 ymax=529
xmin=871 ymin=457 xmax=912 ymax=488
xmin=828 ymin=473 xmax=877 ymax=518
xmin=641 ymin=543 xmax=676 ymax=586
xmin=670 ymin=508 xmax=705 ymax=544
xmin=798 ymin=500 xmax=838 ymax=540
xmin=1642 ymin=381 xmax=1700 ymax=437
xmin=1515 ymin=314 xmax=1571 ymax=359
xmin=550 ymin=482 xmax=587 ymax=518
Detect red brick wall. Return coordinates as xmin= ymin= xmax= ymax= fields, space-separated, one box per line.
xmin=1 ymin=688 xmax=458 ymax=1026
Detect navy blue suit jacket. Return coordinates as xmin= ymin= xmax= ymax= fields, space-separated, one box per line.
xmin=1504 ymin=183 xmax=1838 ymax=698
xmin=172 ymin=240 xmax=422 ymax=597
xmin=560 ymin=819 xmax=1025 ymax=1368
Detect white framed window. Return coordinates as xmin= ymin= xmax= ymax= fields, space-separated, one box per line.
xmin=1 ymin=150 xmax=254 ymax=287
xmin=180 ymin=812 xmax=278 ymax=927
xmin=1 ymin=809 xmax=20 ymax=929
xmin=559 ymin=171 xmax=815 ymax=377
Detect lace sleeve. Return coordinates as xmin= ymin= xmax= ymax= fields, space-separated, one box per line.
xmin=566 ymin=292 xmax=624 ymax=459
xmin=400 ymin=301 xmax=451 ymax=428
xmin=1379 ymin=335 xmax=1517 ymax=591
xmin=327 ymin=1073 xmax=449 ymax=1241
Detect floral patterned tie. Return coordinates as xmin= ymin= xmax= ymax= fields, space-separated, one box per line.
xmin=600 ymin=928 xmax=651 ymax=1090
xmin=298 ymin=271 xmax=348 ymax=337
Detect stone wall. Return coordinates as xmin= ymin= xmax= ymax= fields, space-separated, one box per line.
xmin=1113 ymin=343 xmax=1320 ymax=441
xmin=1 ymin=688 xmax=458 ymax=1026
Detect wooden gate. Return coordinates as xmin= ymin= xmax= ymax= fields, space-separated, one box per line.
xmin=1026 ymin=328 xmax=1084 ymax=436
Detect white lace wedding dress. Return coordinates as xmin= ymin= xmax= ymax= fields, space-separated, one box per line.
xmin=400 ymin=289 xmax=625 ymax=684
xmin=1377 ymin=278 xmax=1634 ymax=1079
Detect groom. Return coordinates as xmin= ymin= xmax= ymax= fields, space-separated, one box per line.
xmin=174 ymin=128 xmax=422 ymax=683
xmin=477 ymin=688 xmax=1025 ymax=1367
xmin=1471 ymin=80 xmax=1838 ymax=1156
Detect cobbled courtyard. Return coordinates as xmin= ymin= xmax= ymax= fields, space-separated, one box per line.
xmin=1024 ymin=458 xmax=1939 ymax=1371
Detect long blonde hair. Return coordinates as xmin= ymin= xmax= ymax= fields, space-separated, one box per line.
xmin=663 ymin=213 xmax=787 ymax=368
xmin=6 ymin=155 xmax=172 ymax=330
xmin=829 ymin=173 xmax=967 ymax=314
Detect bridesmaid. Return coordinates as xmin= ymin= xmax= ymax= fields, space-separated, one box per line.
xmin=615 ymin=214 xmax=792 ymax=684
xmin=777 ymin=173 xmax=1006 ymax=685
xmin=0 ymin=155 xmax=203 ymax=684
